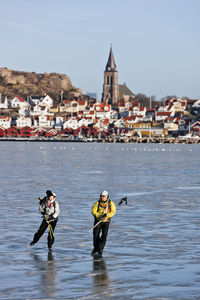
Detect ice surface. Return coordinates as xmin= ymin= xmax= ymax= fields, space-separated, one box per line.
xmin=0 ymin=142 xmax=200 ymax=299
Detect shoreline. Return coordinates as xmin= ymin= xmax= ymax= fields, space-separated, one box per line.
xmin=0 ymin=136 xmax=200 ymax=144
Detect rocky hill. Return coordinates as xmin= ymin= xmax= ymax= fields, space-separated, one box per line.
xmin=0 ymin=68 xmax=82 ymax=104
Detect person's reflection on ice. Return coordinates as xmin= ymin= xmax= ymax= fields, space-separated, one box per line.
xmin=92 ymin=256 xmax=111 ymax=296
xmin=30 ymin=250 xmax=57 ymax=298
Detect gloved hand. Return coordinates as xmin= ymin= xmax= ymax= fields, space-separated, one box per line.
xmin=48 ymin=215 xmax=55 ymax=221
xmin=100 ymin=213 xmax=107 ymax=220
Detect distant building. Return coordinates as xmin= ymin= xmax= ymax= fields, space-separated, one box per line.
xmin=102 ymin=47 xmax=119 ymax=105
xmin=119 ymin=83 xmax=135 ymax=102
xmin=0 ymin=95 xmax=8 ymax=109
xmin=0 ymin=116 xmax=11 ymax=129
xmin=102 ymin=48 xmax=134 ymax=105
xmin=11 ymin=96 xmax=25 ymax=108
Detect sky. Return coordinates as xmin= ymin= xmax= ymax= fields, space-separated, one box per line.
xmin=1 ymin=0 xmax=200 ymax=101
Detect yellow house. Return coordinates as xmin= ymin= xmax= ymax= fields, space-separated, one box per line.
xmin=125 ymin=121 xmax=151 ymax=130
xmin=59 ymin=105 xmax=66 ymax=113
xmin=78 ymin=100 xmax=87 ymax=111
xmin=164 ymin=122 xmax=178 ymax=131
xmin=125 ymin=122 xmax=168 ymax=137
xmin=66 ymin=100 xmax=79 ymax=114
xmin=168 ymin=98 xmax=187 ymax=112
xmin=173 ymin=100 xmax=186 ymax=112
xmin=50 ymin=106 xmax=59 ymax=113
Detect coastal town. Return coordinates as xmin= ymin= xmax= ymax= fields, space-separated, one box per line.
xmin=0 ymin=48 xmax=200 ymax=143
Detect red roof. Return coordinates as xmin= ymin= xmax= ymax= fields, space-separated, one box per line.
xmin=0 ymin=116 xmax=10 ymax=121
xmin=131 ymin=101 xmax=139 ymax=107
xmin=101 ymin=118 xmax=109 ymax=126
xmin=16 ymin=96 xmax=24 ymax=102
xmin=63 ymin=100 xmax=72 ymax=104
xmin=94 ymin=103 xmax=110 ymax=112
xmin=78 ymin=100 xmax=86 ymax=106
xmin=156 ymin=112 xmax=171 ymax=116
xmin=123 ymin=115 xmax=137 ymax=121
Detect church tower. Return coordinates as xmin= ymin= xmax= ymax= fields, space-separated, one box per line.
xmin=102 ymin=47 xmax=119 ymax=105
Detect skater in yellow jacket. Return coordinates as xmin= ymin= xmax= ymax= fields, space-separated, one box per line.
xmin=91 ymin=190 xmax=116 ymax=256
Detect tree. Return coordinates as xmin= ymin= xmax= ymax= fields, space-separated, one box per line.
xmin=133 ymin=93 xmax=159 ymax=108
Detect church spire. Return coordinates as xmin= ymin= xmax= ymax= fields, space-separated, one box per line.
xmin=105 ymin=46 xmax=117 ymax=71
xmin=102 ymin=46 xmax=119 ymax=105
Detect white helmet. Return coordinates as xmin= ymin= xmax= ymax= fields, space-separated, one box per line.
xmin=100 ymin=190 xmax=108 ymax=197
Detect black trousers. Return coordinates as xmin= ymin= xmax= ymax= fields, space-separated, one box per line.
xmin=93 ymin=219 xmax=110 ymax=254
xmin=31 ymin=218 xmax=58 ymax=249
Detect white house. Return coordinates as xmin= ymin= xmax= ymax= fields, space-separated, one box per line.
xmin=94 ymin=103 xmax=111 ymax=119
xmin=155 ymin=111 xmax=172 ymax=122
xmin=30 ymin=105 xmax=42 ymax=116
xmin=122 ymin=115 xmax=142 ymax=126
xmin=38 ymin=115 xmax=51 ymax=128
xmin=171 ymin=98 xmax=187 ymax=112
xmin=16 ymin=116 xmax=32 ymax=128
xmin=192 ymin=99 xmax=200 ymax=108
xmin=0 ymin=116 xmax=11 ymax=129
xmin=83 ymin=107 xmax=96 ymax=121
xmin=78 ymin=118 xmax=89 ymax=128
xmin=63 ymin=117 xmax=78 ymax=130
xmin=11 ymin=96 xmax=26 ymax=108
xmin=131 ymin=106 xmax=146 ymax=117
xmin=18 ymin=100 xmax=30 ymax=116
xmin=33 ymin=115 xmax=51 ymax=127
xmin=163 ymin=97 xmax=186 ymax=112
xmin=40 ymin=95 xmax=54 ymax=108
xmin=30 ymin=104 xmax=51 ymax=116
xmin=0 ymin=95 xmax=8 ymax=109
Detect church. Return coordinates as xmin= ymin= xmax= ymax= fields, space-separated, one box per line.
xmin=102 ymin=47 xmax=134 ymax=106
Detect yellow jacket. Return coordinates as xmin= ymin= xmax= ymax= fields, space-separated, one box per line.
xmin=92 ymin=199 xmax=116 ymax=222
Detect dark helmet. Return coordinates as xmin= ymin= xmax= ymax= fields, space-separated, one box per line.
xmin=46 ymin=190 xmax=54 ymax=198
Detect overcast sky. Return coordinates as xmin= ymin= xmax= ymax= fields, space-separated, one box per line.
xmin=1 ymin=0 xmax=200 ymax=101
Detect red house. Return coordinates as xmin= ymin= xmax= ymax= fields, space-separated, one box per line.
xmin=191 ymin=121 xmax=200 ymax=133
xmin=60 ymin=128 xmax=73 ymax=136
xmin=20 ymin=126 xmax=33 ymax=137
xmin=45 ymin=129 xmax=58 ymax=137
xmin=0 ymin=127 xmax=6 ymax=137
xmin=32 ymin=128 xmax=47 ymax=136
xmin=6 ymin=127 xmax=19 ymax=137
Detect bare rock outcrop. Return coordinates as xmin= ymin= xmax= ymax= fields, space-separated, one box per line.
xmin=0 ymin=68 xmax=82 ymax=102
